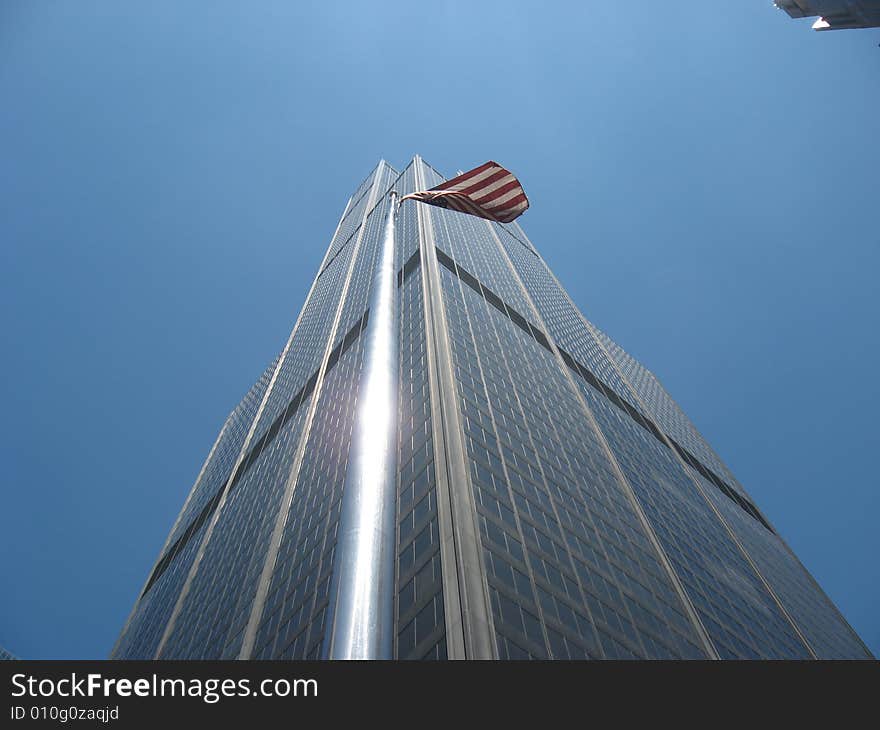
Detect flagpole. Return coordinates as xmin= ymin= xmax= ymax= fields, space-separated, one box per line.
xmin=324 ymin=191 xmax=399 ymax=660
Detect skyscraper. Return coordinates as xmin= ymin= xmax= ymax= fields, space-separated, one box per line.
xmin=774 ymin=0 xmax=880 ymax=30
xmin=112 ymin=157 xmax=872 ymax=660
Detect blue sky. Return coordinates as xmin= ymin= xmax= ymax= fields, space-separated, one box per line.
xmin=1 ymin=1 xmax=877 ymax=659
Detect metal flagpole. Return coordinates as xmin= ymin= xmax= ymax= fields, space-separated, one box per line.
xmin=323 ymin=191 xmax=400 ymax=659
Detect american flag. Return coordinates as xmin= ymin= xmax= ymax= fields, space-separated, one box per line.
xmin=400 ymin=161 xmax=529 ymax=223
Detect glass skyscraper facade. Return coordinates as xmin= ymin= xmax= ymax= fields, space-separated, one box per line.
xmin=112 ymin=157 xmax=872 ymax=660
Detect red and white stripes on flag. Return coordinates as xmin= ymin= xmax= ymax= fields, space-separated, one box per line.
xmin=400 ymin=161 xmax=529 ymax=223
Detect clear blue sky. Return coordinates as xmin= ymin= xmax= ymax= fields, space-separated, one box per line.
xmin=1 ymin=1 xmax=877 ymax=659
